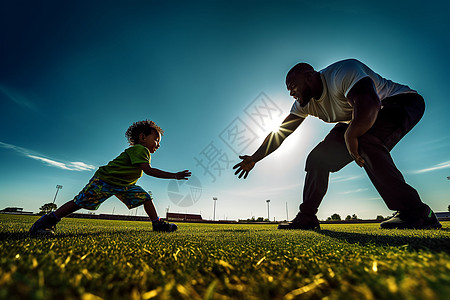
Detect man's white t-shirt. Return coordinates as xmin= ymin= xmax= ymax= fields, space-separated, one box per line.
xmin=290 ymin=59 xmax=417 ymax=123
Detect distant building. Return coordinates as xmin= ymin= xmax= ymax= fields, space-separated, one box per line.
xmin=436 ymin=212 xmax=450 ymax=221
xmin=0 ymin=207 xmax=33 ymax=215
xmin=166 ymin=212 xmax=203 ymax=222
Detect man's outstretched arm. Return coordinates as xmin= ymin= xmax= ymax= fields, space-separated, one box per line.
xmin=233 ymin=113 xmax=304 ymax=179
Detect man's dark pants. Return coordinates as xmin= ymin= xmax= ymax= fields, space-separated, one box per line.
xmin=300 ymin=93 xmax=426 ymax=216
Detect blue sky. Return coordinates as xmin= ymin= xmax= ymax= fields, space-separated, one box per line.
xmin=1 ymin=0 xmax=449 ymax=221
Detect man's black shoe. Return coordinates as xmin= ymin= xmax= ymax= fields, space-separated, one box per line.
xmin=152 ymin=219 xmax=178 ymax=232
xmin=30 ymin=212 xmax=60 ymax=236
xmin=380 ymin=204 xmax=442 ymax=229
xmin=278 ymin=212 xmax=320 ymax=230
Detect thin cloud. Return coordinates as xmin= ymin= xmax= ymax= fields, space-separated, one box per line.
xmin=69 ymin=161 xmax=96 ymax=171
xmin=339 ymin=188 xmax=368 ymax=194
xmin=0 ymin=141 xmax=96 ymax=172
xmin=331 ymin=175 xmax=363 ymax=183
xmin=411 ymin=161 xmax=450 ymax=174
xmin=0 ymin=85 xmax=39 ymax=112
xmin=0 ymin=141 xmax=30 ymax=156
xmin=27 ymin=155 xmax=72 ymax=170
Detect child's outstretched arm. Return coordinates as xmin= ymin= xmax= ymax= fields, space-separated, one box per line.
xmin=139 ymin=163 xmax=191 ymax=180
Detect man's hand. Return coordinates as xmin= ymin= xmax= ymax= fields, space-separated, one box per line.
xmin=233 ymin=155 xmax=256 ymax=179
xmin=174 ymin=170 xmax=192 ymax=180
xmin=344 ymin=129 xmax=365 ymax=167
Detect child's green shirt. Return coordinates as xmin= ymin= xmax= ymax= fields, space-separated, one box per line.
xmin=94 ymin=144 xmax=150 ymax=186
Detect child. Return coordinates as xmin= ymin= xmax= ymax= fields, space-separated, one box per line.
xmin=30 ymin=120 xmax=191 ymax=235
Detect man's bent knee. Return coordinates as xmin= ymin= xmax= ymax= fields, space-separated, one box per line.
xmin=305 ymin=145 xmax=328 ymax=172
xmin=306 ymin=142 xmax=352 ymax=173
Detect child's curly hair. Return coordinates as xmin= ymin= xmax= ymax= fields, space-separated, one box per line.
xmin=125 ymin=120 xmax=164 ymax=145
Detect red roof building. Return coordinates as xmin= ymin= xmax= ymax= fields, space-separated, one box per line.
xmin=166 ymin=212 xmax=203 ymax=222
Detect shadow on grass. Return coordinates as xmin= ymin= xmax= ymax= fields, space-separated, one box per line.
xmin=0 ymin=232 xmax=33 ymax=241
xmin=0 ymin=228 xmax=160 ymax=242
xmin=317 ymin=229 xmax=450 ymax=254
xmin=210 ymin=229 xmax=251 ymax=233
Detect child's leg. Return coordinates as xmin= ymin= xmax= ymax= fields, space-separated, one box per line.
xmin=116 ymin=185 xmax=159 ymax=221
xmin=30 ymin=200 xmax=80 ymax=235
xmin=117 ymin=186 xmax=177 ymax=232
xmin=54 ymin=200 xmax=81 ymax=219
xmin=143 ymin=200 xmax=158 ymax=221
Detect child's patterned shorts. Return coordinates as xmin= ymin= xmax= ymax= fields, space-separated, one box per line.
xmin=73 ymin=176 xmax=152 ymax=210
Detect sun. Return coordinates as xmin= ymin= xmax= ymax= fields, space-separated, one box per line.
xmin=258 ymin=116 xmax=287 ymax=156
xmin=264 ymin=116 xmax=284 ymax=134
xmin=259 ymin=114 xmax=311 ymax=159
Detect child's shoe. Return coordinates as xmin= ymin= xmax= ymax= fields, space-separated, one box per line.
xmin=29 ymin=212 xmax=60 ymax=236
xmin=152 ymin=219 xmax=178 ymax=232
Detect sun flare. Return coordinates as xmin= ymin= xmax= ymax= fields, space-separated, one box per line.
xmin=265 ymin=116 xmax=284 ymax=134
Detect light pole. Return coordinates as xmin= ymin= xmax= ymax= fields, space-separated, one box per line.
xmin=266 ymin=199 xmax=270 ymax=221
xmin=286 ymin=201 xmax=289 ymax=221
xmin=52 ymin=185 xmax=63 ymax=204
xmin=213 ymin=197 xmax=218 ymax=221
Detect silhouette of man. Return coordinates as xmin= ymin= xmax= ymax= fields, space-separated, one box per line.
xmin=233 ymin=59 xmax=441 ymax=230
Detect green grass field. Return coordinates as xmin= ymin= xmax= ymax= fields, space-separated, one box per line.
xmin=1 ymin=215 xmax=449 ymax=300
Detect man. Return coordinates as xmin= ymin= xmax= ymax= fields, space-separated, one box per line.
xmin=233 ymin=59 xmax=441 ymax=230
